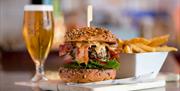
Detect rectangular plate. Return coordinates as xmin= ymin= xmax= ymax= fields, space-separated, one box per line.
xmin=39 ymin=79 xmax=166 ymax=91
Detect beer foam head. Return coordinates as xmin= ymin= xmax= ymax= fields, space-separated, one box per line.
xmin=24 ymin=5 xmax=53 ymax=11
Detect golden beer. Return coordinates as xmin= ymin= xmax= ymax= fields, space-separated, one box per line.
xmin=23 ymin=5 xmax=54 ymax=82
xmin=23 ymin=11 xmax=54 ymax=63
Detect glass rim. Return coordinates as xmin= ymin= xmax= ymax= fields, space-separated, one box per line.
xmin=24 ymin=5 xmax=53 ymax=11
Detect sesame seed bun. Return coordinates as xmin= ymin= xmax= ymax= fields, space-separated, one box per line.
xmin=59 ymin=67 xmax=116 ymax=83
xmin=65 ymin=27 xmax=117 ymax=43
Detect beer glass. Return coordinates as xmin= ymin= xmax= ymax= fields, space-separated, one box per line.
xmin=23 ymin=5 xmax=54 ymax=82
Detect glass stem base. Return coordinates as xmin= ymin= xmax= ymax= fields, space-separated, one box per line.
xmin=31 ymin=64 xmax=48 ymax=82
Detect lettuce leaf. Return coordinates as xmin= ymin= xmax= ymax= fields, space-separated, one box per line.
xmin=64 ymin=59 xmax=120 ymax=70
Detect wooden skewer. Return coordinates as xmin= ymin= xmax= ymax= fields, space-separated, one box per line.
xmin=87 ymin=5 xmax=93 ymax=27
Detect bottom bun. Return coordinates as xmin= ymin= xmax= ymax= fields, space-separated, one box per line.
xmin=59 ymin=67 xmax=116 ymax=83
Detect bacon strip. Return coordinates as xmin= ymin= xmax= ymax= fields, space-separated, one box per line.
xmin=59 ymin=43 xmax=73 ymax=56
xmin=62 ymin=54 xmax=73 ymax=64
xmin=84 ymin=45 xmax=89 ymax=64
xmin=108 ymin=49 xmax=119 ymax=60
xmin=76 ymin=44 xmax=89 ymax=64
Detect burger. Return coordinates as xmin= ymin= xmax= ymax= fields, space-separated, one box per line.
xmin=59 ymin=27 xmax=120 ymax=83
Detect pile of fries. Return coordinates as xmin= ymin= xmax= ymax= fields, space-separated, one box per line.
xmin=117 ymin=35 xmax=178 ymax=53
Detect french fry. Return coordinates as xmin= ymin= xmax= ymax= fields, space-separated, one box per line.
xmin=117 ymin=34 xmax=177 ymax=53
xmin=123 ymin=45 xmax=133 ymax=53
xmin=135 ymin=43 xmax=155 ymax=52
xmin=117 ymin=39 xmax=124 ymax=48
xmin=148 ymin=35 xmax=169 ymax=47
xmin=130 ymin=44 xmax=146 ymax=53
xmin=125 ymin=38 xmax=150 ymax=45
xmin=155 ymin=46 xmax=178 ymax=52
